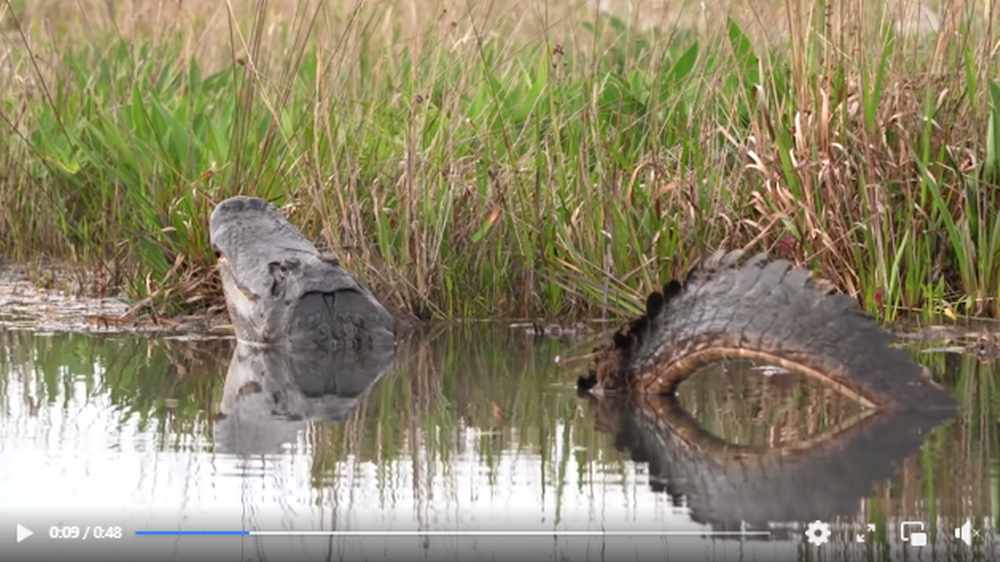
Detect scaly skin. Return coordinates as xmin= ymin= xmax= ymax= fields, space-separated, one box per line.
xmin=209 ymin=196 xmax=395 ymax=349
xmin=579 ymin=249 xmax=956 ymax=412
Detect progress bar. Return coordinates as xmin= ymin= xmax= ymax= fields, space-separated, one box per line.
xmin=137 ymin=530 xmax=772 ymax=537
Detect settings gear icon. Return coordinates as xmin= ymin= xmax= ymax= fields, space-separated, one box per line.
xmin=805 ymin=520 xmax=832 ymax=546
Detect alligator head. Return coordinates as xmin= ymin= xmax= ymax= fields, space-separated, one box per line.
xmin=209 ymin=196 xmax=395 ymax=349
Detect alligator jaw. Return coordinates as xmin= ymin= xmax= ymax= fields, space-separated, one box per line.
xmin=217 ymin=255 xmax=272 ymax=345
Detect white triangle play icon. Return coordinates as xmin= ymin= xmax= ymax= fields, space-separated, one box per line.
xmin=16 ymin=524 xmax=33 ymax=543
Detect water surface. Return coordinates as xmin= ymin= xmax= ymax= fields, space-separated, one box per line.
xmin=0 ymin=326 xmax=995 ymax=561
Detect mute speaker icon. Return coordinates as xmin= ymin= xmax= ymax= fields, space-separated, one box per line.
xmin=954 ymin=520 xmax=973 ymax=546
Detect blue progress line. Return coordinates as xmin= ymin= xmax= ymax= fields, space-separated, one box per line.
xmin=136 ymin=531 xmax=250 ymax=536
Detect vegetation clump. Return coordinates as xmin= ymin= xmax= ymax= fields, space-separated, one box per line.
xmin=0 ymin=0 xmax=998 ymax=322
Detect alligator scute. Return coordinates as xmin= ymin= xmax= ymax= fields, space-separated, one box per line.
xmin=578 ymin=249 xmax=956 ymax=412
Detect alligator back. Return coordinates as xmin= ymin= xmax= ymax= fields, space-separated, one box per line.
xmin=580 ymin=249 xmax=956 ymax=411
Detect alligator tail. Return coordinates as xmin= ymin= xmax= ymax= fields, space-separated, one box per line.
xmin=579 ymin=249 xmax=955 ymax=411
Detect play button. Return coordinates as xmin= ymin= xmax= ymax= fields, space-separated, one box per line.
xmin=16 ymin=524 xmax=33 ymax=543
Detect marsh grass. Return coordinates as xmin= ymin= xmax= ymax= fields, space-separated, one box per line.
xmin=0 ymin=0 xmax=999 ymax=320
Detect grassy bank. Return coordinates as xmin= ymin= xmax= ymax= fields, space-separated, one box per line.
xmin=0 ymin=0 xmax=998 ymax=321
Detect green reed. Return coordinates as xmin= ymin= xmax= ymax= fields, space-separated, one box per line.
xmin=0 ymin=0 xmax=998 ymax=320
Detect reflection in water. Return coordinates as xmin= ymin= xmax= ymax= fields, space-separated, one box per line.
xmin=676 ymin=361 xmax=869 ymax=448
xmin=0 ymin=327 xmax=996 ymax=561
xmin=214 ymin=342 xmax=395 ymax=455
xmin=586 ymin=360 xmax=955 ymax=534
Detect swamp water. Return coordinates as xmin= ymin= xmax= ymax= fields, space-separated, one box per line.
xmin=0 ymin=325 xmax=996 ymax=561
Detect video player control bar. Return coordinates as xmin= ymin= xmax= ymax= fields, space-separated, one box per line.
xmin=135 ymin=530 xmax=772 ymax=537
xmin=14 ymin=524 xmax=772 ymax=544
